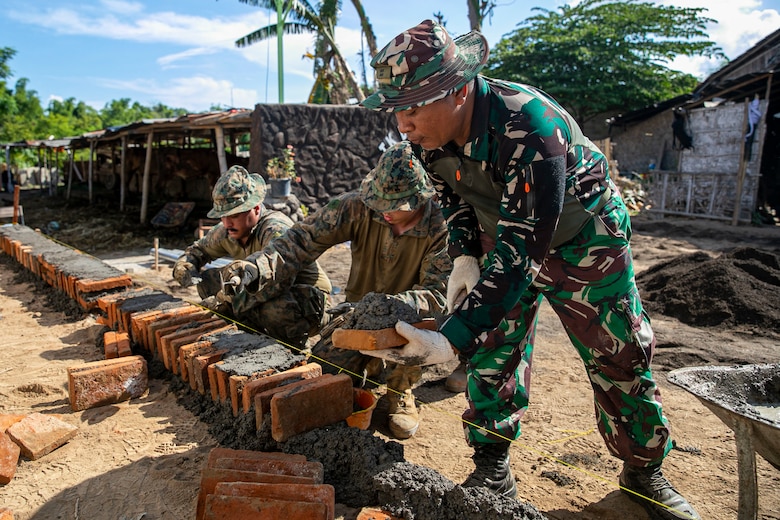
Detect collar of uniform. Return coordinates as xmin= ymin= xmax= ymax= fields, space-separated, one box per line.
xmin=461 ymin=75 xmax=492 ymax=163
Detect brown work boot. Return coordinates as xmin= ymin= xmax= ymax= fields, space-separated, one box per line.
xmin=619 ymin=463 xmax=700 ymax=520
xmin=386 ymin=364 xmax=422 ymax=439
xmin=445 ymin=360 xmax=467 ymax=393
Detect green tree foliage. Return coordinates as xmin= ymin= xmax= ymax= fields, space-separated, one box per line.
xmin=486 ymin=0 xmax=725 ymax=127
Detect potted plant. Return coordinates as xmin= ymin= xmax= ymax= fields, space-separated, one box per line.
xmin=266 ymin=144 xmax=299 ymax=197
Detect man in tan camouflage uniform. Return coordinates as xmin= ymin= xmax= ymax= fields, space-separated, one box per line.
xmin=358 ymin=19 xmax=700 ymax=520
xmin=172 ymin=165 xmax=332 ymax=348
xmin=219 ymin=142 xmax=452 ymax=439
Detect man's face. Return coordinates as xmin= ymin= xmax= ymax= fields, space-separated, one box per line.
xmin=394 ymin=93 xmax=460 ymax=150
xmin=221 ymin=206 xmax=260 ymax=242
xmin=381 ymin=207 xmax=422 ymax=228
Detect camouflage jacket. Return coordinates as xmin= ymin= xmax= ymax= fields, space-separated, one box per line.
xmin=245 ymin=191 xmax=451 ymax=318
xmin=418 ymin=75 xmax=616 ymax=351
xmin=175 ymin=208 xmax=331 ymax=299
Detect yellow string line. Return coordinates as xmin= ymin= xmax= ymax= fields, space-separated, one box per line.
xmin=16 ymin=239 xmax=694 ymax=520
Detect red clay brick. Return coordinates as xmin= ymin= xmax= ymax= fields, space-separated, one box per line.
xmin=5 ymin=412 xmax=78 ymax=461
xmin=178 ymin=340 xmax=213 ymax=382
xmin=103 ymin=331 xmax=120 ymax=359
xmin=270 ymin=373 xmax=353 ymax=442
xmin=205 ymin=447 xmax=306 ymax=467
xmin=194 ymin=350 xmax=228 ymax=395
xmin=0 ymin=414 xmax=26 ymax=433
xmin=68 ymin=356 xmax=148 ymax=411
xmin=103 ymin=331 xmax=131 ymax=359
xmin=161 ymin=321 xmax=231 ymax=372
xmin=356 ymin=508 xmax=403 ymax=520
xmin=228 ymin=370 xmax=274 ymax=417
xmin=210 ymin=457 xmax=324 ymax=482
xmin=130 ymin=305 xmax=201 ymax=348
xmin=146 ymin=310 xmax=211 ymax=353
xmin=74 ymin=275 xmax=133 ymax=295
xmin=0 ymin=431 xmax=21 ymax=484
xmin=0 ymin=506 xmax=13 ymax=520
xmin=213 ymin=482 xmax=335 ymax=520
xmin=203 ymin=495 xmax=327 ymax=520
xmin=242 ymin=363 xmax=323 ymax=414
xmin=196 ymin=468 xmax=317 ymax=520
xmin=214 ymin=364 xmax=232 ymax=403
xmin=254 ymin=375 xmax=333 ymax=430
xmin=331 ymin=319 xmax=438 ymax=350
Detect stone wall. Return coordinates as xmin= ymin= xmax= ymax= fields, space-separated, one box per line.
xmin=249 ymin=104 xmax=400 ymax=212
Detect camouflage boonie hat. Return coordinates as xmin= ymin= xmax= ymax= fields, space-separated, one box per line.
xmin=207 ymin=165 xmax=267 ymax=218
xmin=361 ymin=19 xmax=488 ymax=112
xmin=360 ymin=141 xmax=435 ymax=212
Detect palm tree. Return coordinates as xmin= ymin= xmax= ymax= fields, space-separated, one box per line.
xmin=235 ymin=0 xmax=373 ymax=104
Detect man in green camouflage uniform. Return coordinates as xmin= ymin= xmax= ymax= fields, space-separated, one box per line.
xmin=220 ymin=142 xmax=452 ymax=439
xmin=172 ymin=165 xmax=332 ymax=348
xmin=359 ymin=19 xmax=700 ymax=520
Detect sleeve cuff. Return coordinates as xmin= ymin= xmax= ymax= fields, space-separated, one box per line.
xmin=440 ymin=314 xmax=478 ymax=357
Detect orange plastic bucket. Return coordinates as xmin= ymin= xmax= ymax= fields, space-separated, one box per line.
xmin=346 ymin=387 xmax=378 ymax=430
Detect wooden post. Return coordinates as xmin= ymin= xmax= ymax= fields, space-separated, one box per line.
xmin=215 ymin=125 xmax=228 ymax=174
xmin=13 ymin=185 xmax=21 ymax=224
xmin=120 ymin=135 xmax=127 ymax=212
xmin=154 ymin=237 xmax=160 ymax=271
xmin=140 ymin=131 xmax=154 ymax=224
xmin=66 ymin=149 xmax=74 ymax=200
xmin=88 ymin=140 xmax=95 ymax=204
xmin=732 ymin=98 xmax=750 ymax=226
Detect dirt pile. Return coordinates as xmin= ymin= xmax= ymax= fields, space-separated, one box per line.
xmin=637 ymin=246 xmax=780 ymax=337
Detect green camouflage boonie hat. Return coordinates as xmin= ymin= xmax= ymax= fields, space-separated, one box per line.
xmin=360 ymin=141 xmax=435 ymax=212
xmin=361 ymin=19 xmax=488 ymax=112
xmin=207 ymin=165 xmax=267 ymax=218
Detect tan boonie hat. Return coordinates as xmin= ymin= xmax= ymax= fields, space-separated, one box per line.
xmin=361 ymin=19 xmax=488 ymax=112
xmin=360 ymin=141 xmax=435 ymax=212
xmin=207 ymin=165 xmax=267 ymax=218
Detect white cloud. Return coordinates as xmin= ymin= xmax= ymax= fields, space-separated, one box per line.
xmin=99 ymin=0 xmax=143 ymax=15
xmin=158 ymin=47 xmax=219 ymax=69
xmin=97 ymin=75 xmax=258 ymax=111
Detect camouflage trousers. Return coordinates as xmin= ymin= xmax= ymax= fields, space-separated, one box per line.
xmin=465 ymin=197 xmax=672 ymax=467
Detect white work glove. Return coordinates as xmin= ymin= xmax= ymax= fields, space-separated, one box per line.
xmin=446 ymin=255 xmax=481 ymax=312
xmin=360 ymin=321 xmax=457 ymax=366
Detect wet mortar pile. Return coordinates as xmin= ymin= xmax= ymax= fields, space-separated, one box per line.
xmin=0 ymin=223 xmax=549 ymax=520
xmin=342 ymin=292 xmax=422 ymax=330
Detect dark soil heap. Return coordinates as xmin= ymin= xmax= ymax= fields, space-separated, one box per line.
xmin=637 ymin=246 xmax=780 ymax=336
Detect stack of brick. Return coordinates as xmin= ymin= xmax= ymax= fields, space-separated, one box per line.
xmin=1 ymin=412 xmax=79 ymax=487
xmin=197 ymin=447 xmax=335 ymax=520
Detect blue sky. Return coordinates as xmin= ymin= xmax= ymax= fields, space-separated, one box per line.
xmin=2 ymin=0 xmax=779 ymax=113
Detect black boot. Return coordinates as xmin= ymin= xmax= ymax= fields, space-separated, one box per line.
xmin=462 ymin=441 xmax=517 ymax=499
xmin=619 ymin=463 xmax=700 ymax=520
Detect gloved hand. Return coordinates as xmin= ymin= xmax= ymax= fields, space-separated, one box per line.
xmin=326 ymin=301 xmax=356 ymax=316
xmin=360 ymin=321 xmax=457 ymax=366
xmin=173 ymin=261 xmax=199 ymax=288
xmin=221 ymin=260 xmax=260 ymax=294
xmin=196 ymin=268 xmax=223 ymax=299
xmin=446 ymin=256 xmax=481 ymax=312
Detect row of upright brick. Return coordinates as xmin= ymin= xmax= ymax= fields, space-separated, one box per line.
xmin=0 ymin=224 xmax=365 ymax=519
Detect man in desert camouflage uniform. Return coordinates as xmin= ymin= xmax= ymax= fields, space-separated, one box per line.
xmin=220 ymin=141 xmax=451 ymax=440
xmin=172 ymin=165 xmax=332 ymax=348
xmin=358 ymin=19 xmax=700 ymax=520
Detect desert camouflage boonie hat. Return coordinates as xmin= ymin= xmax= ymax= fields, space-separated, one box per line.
xmin=360 ymin=141 xmax=435 ymax=212
xmin=361 ymin=19 xmax=489 ymax=112
xmin=207 ymin=165 xmax=267 ymax=218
